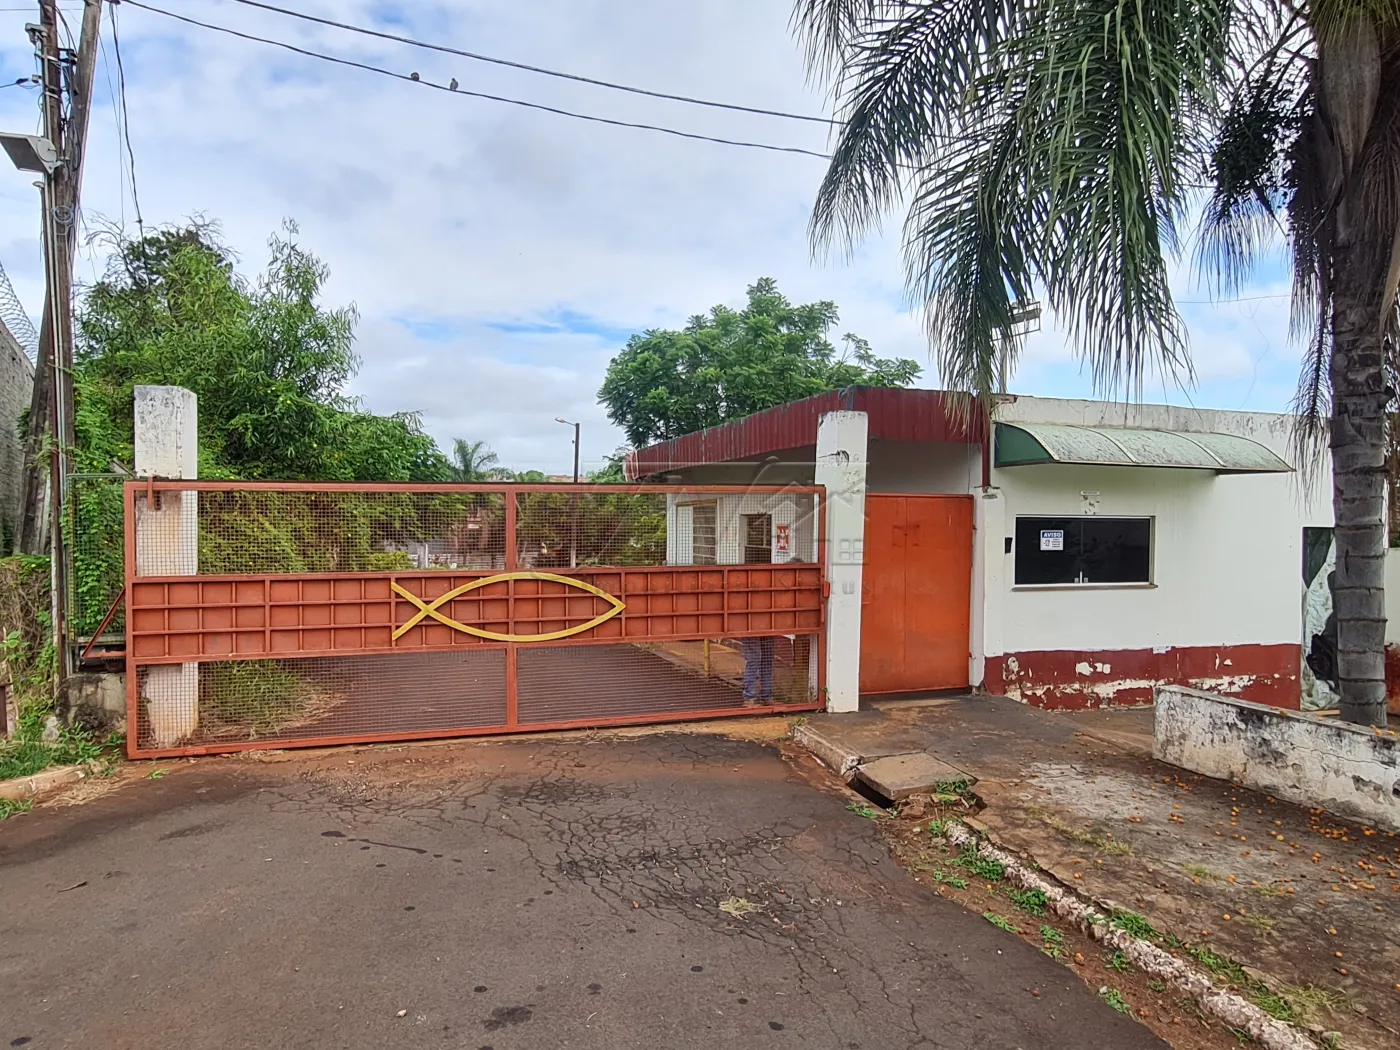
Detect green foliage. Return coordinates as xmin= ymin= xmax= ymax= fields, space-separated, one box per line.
xmin=846 ymin=802 xmax=881 ymax=820
xmin=983 ymin=912 xmax=1019 ymax=933
xmin=599 ymin=278 xmax=920 ymax=447
xmin=1099 ymin=988 xmax=1130 ymax=1014
xmin=67 ymin=223 xmax=456 ymax=633
xmin=200 ymin=660 xmax=334 ymax=738
xmin=955 ymin=845 xmax=1004 ymax=881
xmin=1109 ymin=909 xmax=1160 ymax=940
xmin=0 ymin=798 xmax=34 ymax=820
xmin=1009 ymin=887 xmax=1049 ymax=916
xmin=1039 ymin=925 xmax=1064 ymax=958
xmin=930 ymin=870 xmax=967 ymax=889
xmin=449 ymin=439 xmax=502 ymax=482
xmin=1106 ymin=950 xmax=1132 ymax=973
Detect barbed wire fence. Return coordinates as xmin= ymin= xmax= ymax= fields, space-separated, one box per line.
xmin=0 ymin=257 xmax=39 ymax=363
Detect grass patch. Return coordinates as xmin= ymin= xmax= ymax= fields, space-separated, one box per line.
xmin=930 ymin=870 xmax=967 ymax=889
xmin=0 ymin=797 xmax=34 ymax=820
xmin=1183 ymin=863 xmax=1221 ymax=881
xmin=1106 ymin=950 xmax=1132 ymax=973
xmin=955 ymin=845 xmax=1005 ymax=881
xmin=1041 ymin=813 xmax=1132 ymax=855
xmin=847 ymin=803 xmax=881 ymax=820
xmin=1250 ymin=992 xmax=1293 ymax=1023
xmin=1176 ymin=996 xmax=1204 ymax=1018
xmin=1109 ymin=909 xmax=1159 ymax=940
xmin=1009 ymin=887 xmax=1049 ymax=916
xmin=201 ymin=660 xmax=338 ymax=737
xmin=1099 ymin=987 xmax=1130 ymax=1013
xmin=1279 ymin=986 xmax=1349 ymax=1027
xmin=1228 ymin=1026 xmax=1252 ymax=1045
xmin=1188 ymin=944 xmax=1251 ymax=987
xmin=1039 ymin=925 xmax=1064 ymax=958
xmin=1147 ymin=980 xmax=1166 ymax=993
xmin=1241 ymin=914 xmax=1276 ymax=933
xmin=933 ymin=778 xmax=976 ymax=804
xmin=718 ymin=896 xmax=762 ymax=918
xmin=925 ymin=817 xmax=949 ymax=837
xmin=983 ymin=912 xmax=1018 ymax=933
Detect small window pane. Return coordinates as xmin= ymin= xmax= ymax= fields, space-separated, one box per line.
xmin=1014 ymin=516 xmax=1079 ymax=584
xmin=692 ymin=504 xmax=716 ymax=565
xmin=1080 ymin=518 xmax=1151 ymax=583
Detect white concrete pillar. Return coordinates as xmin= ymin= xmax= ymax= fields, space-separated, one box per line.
xmin=134 ymin=385 xmax=199 ymax=747
xmin=970 ymin=485 xmax=1006 ymax=689
xmin=815 ymin=411 xmax=868 ymax=713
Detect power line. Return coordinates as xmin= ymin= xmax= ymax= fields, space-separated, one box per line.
xmin=224 ymin=0 xmax=840 ymax=127
xmin=122 ymin=1 xmax=831 ymax=159
xmin=110 ymin=0 xmax=143 ymax=233
xmin=1177 ymin=293 xmax=1289 ymax=304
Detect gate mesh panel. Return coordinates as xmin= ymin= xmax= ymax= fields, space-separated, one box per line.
xmin=126 ymin=483 xmax=824 ymax=756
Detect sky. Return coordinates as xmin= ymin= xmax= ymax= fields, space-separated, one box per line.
xmin=0 ymin=0 xmax=1304 ymax=474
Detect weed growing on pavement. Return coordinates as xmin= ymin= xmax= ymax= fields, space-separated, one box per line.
xmin=1253 ymin=883 xmax=1285 ymax=898
xmin=1241 ymin=914 xmax=1275 ymax=933
xmin=719 ymin=896 xmax=762 ymax=919
xmin=955 ymin=845 xmax=1004 ymax=881
xmin=1009 ymin=888 xmax=1048 ymax=916
xmin=1099 ymin=987 xmax=1129 ymax=1013
xmin=1039 ymin=813 xmax=1132 ymax=855
xmin=982 ymin=912 xmax=1018 ymax=933
xmin=0 ymin=797 xmax=34 ymax=820
xmin=1250 ymin=992 xmax=1293 ymax=1022
xmin=1183 ymin=863 xmax=1221 ymax=881
xmin=1109 ymin=909 xmax=1158 ymax=940
xmin=1278 ymin=986 xmax=1349 ymax=1027
xmin=933 ymin=778 xmax=975 ymax=804
xmin=1106 ymin=951 xmax=1132 ymax=973
xmin=846 ymin=803 xmax=880 ymax=820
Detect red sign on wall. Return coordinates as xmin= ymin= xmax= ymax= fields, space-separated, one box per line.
xmin=775 ymin=523 xmax=791 ymax=554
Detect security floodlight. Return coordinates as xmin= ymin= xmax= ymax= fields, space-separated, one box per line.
xmin=0 ymin=132 xmax=58 ymax=174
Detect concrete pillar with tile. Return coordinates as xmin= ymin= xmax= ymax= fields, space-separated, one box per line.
xmin=815 ymin=410 xmax=868 ymax=713
xmin=134 ymin=385 xmax=199 ymax=746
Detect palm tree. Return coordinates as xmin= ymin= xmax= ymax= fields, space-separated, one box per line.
xmin=450 ymin=438 xmax=500 ymax=482
xmin=795 ymin=1 xmax=1398 ymax=727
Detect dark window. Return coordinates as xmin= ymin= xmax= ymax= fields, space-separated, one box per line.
xmin=691 ymin=504 xmax=716 ymax=565
xmin=744 ymin=513 xmax=773 ymax=564
xmin=1013 ymin=517 xmax=1151 ymax=585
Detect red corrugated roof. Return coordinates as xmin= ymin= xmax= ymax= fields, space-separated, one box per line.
xmin=625 ymin=387 xmax=984 ymax=479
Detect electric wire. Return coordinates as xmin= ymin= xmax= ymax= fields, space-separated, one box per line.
xmin=121 ymin=0 xmax=832 ymax=159
xmin=223 ymin=0 xmax=840 ymax=126
xmin=110 ymin=0 xmax=143 ymax=232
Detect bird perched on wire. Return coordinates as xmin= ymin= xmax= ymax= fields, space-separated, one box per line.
xmin=449 ymin=78 xmax=458 ymax=91
xmin=409 ymin=71 xmax=420 ymax=81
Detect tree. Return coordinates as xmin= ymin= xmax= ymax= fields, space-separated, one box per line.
xmin=76 ymin=222 xmax=449 ymax=483
xmin=450 ymin=439 xmax=501 ymax=482
xmin=598 ymin=277 xmax=920 ymax=447
xmin=796 ymin=1 xmax=1398 ymax=727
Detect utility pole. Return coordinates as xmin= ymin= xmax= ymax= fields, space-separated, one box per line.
xmin=17 ymin=0 xmax=104 ymax=690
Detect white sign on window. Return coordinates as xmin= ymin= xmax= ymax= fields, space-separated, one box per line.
xmin=1039 ymin=529 xmax=1064 ymax=551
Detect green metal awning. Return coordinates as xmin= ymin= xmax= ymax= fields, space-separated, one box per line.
xmin=994 ymin=421 xmax=1293 ymax=474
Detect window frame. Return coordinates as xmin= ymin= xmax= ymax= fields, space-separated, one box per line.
xmin=684 ymin=501 xmax=717 ymax=565
xmin=1011 ymin=514 xmax=1155 ymax=589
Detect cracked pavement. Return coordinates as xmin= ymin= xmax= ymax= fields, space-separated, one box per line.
xmin=0 ymin=733 xmax=1166 ymax=1049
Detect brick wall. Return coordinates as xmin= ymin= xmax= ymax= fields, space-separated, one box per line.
xmin=0 ymin=326 xmax=34 ymax=553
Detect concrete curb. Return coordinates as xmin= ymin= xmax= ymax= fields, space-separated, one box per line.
xmin=791 ymin=722 xmax=862 ymax=777
xmin=0 ymin=764 xmax=86 ymax=802
xmin=943 ymin=821 xmax=1319 ymax=1050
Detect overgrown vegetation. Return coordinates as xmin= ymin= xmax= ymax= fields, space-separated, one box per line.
xmin=983 ymin=911 xmax=1019 ymax=933
xmin=955 ymin=845 xmax=1005 ymax=882
xmin=1009 ymin=887 xmax=1049 ymax=916
xmin=0 ymin=556 xmax=119 ymax=790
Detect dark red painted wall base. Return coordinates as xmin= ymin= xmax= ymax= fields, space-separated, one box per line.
xmin=1382 ymin=644 xmax=1400 ymax=717
xmin=982 ymin=644 xmax=1302 ymax=711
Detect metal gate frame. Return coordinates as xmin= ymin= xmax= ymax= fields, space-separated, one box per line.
xmin=124 ymin=480 xmax=826 ymax=758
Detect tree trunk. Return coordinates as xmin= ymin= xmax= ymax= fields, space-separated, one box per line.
xmin=1329 ymin=263 xmax=1389 ymax=727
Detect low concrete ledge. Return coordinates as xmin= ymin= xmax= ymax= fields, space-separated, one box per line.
xmin=0 ymin=764 xmax=85 ymax=802
xmin=1154 ymin=684 xmax=1400 ymax=832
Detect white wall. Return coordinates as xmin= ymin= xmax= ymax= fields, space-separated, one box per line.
xmin=667 ymin=491 xmax=818 ymax=565
xmin=866 ymin=440 xmax=979 ymax=495
xmin=980 ymin=397 xmax=1332 ymax=662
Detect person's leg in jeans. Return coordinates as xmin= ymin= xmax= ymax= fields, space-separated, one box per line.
xmin=758 ymin=636 xmax=774 ymax=702
xmin=741 ymin=638 xmax=762 ymax=702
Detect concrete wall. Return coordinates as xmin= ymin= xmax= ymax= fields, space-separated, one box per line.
xmin=865 ymin=439 xmax=979 ymax=494
xmin=977 ymin=397 xmax=1332 ymax=709
xmin=0 ymin=326 xmax=33 ymax=553
xmin=1154 ymin=684 xmax=1400 ymax=833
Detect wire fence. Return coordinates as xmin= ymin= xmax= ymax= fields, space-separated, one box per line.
xmin=125 ymin=481 xmax=825 ymax=756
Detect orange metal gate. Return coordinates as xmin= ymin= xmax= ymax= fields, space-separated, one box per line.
xmin=123 ymin=481 xmax=825 ymax=758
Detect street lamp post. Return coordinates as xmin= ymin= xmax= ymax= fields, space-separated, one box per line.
xmin=555 ymin=417 xmax=580 ymax=484
xmin=555 ymin=418 xmax=581 ymax=567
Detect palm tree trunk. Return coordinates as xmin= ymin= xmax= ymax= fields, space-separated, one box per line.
xmin=1330 ymin=263 xmax=1389 ymax=727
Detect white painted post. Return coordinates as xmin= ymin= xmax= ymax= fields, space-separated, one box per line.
xmin=134 ymin=385 xmax=199 ymax=747
xmin=970 ymin=485 xmax=1005 ymax=690
xmin=815 ymin=411 xmax=868 ymax=713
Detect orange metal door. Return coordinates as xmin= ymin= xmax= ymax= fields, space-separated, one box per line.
xmin=860 ymin=494 xmax=973 ymax=694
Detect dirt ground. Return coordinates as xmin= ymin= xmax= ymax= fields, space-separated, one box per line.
xmin=2 ymin=724 xmax=1174 ymax=1050
xmin=861 ymin=697 xmax=1400 ymax=1050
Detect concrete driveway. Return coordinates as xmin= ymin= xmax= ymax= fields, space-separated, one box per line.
xmin=0 ymin=731 xmax=1166 ymax=1049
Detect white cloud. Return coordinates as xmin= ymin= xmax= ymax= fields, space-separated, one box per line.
xmin=0 ymin=0 xmax=1305 ymax=471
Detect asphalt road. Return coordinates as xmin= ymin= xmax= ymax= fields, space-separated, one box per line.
xmin=0 ymin=733 xmax=1166 ymax=1049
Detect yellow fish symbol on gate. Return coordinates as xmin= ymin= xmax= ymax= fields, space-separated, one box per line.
xmin=390 ymin=571 xmax=626 ymax=643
